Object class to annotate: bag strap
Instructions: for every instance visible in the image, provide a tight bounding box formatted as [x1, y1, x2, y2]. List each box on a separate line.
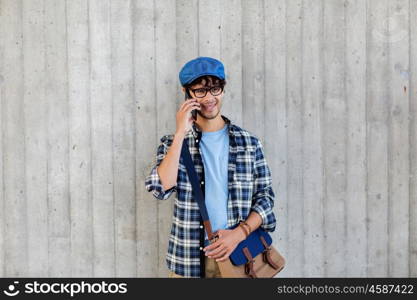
[180, 139, 217, 241]
[243, 247, 257, 278]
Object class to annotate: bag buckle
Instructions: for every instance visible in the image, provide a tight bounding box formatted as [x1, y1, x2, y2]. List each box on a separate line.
[262, 247, 279, 270]
[209, 233, 219, 244]
[244, 260, 257, 278]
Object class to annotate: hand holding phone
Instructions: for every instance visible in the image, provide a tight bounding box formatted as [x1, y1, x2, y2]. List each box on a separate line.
[175, 90, 200, 136]
[185, 89, 197, 121]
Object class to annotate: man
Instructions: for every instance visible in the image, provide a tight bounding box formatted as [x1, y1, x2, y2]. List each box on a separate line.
[145, 57, 276, 278]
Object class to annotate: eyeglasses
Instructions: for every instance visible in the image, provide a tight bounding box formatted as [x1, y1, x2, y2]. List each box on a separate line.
[189, 86, 224, 98]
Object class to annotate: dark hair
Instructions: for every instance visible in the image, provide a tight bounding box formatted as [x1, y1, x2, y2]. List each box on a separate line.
[184, 75, 226, 90]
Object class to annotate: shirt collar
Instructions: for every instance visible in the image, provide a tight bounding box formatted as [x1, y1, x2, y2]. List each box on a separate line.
[188, 115, 236, 139]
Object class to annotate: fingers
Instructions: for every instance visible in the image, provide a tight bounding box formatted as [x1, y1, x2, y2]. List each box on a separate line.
[181, 99, 199, 112]
[203, 230, 225, 252]
[206, 244, 226, 257]
[185, 101, 201, 112]
[185, 104, 201, 114]
[216, 251, 232, 262]
[204, 229, 240, 261]
[203, 239, 221, 252]
[179, 98, 194, 109]
[208, 247, 228, 260]
[184, 105, 201, 116]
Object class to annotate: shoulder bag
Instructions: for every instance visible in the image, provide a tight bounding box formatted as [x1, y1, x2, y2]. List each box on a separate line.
[180, 139, 285, 278]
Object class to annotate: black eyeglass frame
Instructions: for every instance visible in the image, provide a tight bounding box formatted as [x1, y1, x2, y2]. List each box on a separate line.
[188, 86, 224, 98]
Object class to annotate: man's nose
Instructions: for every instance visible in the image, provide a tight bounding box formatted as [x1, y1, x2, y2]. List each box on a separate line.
[201, 91, 214, 102]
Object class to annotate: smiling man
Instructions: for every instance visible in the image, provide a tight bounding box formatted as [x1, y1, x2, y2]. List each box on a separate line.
[145, 57, 276, 278]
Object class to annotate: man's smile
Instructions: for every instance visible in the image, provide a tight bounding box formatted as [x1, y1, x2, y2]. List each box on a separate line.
[202, 102, 217, 112]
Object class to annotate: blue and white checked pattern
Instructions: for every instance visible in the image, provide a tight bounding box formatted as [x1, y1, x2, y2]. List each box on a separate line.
[145, 115, 276, 277]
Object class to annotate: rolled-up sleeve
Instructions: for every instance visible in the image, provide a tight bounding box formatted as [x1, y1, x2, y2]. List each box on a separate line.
[250, 139, 277, 232]
[145, 135, 177, 200]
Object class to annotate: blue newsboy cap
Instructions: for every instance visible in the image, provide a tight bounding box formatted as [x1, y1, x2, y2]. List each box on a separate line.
[179, 57, 225, 86]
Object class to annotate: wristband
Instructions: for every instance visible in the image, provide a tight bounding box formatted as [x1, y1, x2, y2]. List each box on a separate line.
[238, 222, 250, 238]
[242, 221, 252, 235]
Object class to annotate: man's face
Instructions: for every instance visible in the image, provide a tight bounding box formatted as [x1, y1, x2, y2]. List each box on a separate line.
[186, 78, 224, 120]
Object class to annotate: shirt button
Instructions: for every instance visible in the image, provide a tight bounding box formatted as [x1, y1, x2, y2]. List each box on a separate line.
[199, 247, 203, 250]
[199, 225, 203, 229]
[196, 139, 199, 143]
[201, 181, 204, 185]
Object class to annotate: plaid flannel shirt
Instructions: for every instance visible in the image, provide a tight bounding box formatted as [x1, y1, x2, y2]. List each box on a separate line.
[145, 115, 276, 277]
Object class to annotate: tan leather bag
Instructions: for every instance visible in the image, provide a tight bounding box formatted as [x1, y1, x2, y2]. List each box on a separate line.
[209, 232, 286, 278]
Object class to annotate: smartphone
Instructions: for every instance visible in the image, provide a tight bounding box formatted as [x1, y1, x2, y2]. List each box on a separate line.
[185, 88, 197, 121]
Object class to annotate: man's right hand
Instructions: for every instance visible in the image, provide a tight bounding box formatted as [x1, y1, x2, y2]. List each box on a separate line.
[157, 98, 200, 192]
[176, 98, 201, 137]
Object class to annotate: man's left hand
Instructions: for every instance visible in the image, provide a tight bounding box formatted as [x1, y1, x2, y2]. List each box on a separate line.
[203, 227, 246, 262]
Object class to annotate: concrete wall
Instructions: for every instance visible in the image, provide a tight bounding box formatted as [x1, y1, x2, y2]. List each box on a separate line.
[0, 0, 416, 277]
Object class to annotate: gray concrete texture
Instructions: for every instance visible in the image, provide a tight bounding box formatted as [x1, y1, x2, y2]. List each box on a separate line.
[0, 0, 416, 277]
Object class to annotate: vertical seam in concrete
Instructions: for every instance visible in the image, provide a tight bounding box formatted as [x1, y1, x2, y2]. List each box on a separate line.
[239, 0, 243, 123]
[109, 0, 116, 277]
[64, 0, 72, 276]
[152, 0, 159, 275]
[408, 0, 412, 277]
[0, 1, 5, 275]
[241, 0, 244, 128]
[262, 0, 265, 145]
[318, 0, 325, 277]
[197, 0, 200, 56]
[320, 0, 327, 277]
[284, 0, 290, 272]
[87, 0, 95, 277]
[42, 0, 51, 277]
[343, 0, 348, 277]
[365, 0, 369, 277]
[130, 0, 138, 278]
[20, 0, 28, 276]
[300, 0, 305, 277]
[216, 1, 224, 61]
[386, 0, 391, 277]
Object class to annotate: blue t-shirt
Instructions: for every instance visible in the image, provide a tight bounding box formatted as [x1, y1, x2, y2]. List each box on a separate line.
[200, 123, 229, 243]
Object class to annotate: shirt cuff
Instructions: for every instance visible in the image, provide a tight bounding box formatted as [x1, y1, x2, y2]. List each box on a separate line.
[145, 165, 176, 200]
[251, 196, 276, 232]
